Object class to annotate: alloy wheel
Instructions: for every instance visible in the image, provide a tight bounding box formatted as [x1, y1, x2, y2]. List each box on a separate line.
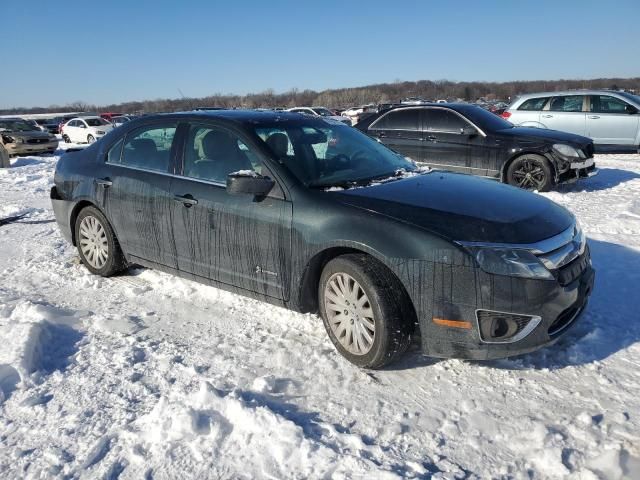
[324, 272, 376, 355]
[79, 215, 109, 269]
[512, 159, 547, 190]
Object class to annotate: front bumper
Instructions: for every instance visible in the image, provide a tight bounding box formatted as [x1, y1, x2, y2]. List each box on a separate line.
[6, 140, 59, 156]
[416, 248, 595, 360]
[558, 157, 598, 184]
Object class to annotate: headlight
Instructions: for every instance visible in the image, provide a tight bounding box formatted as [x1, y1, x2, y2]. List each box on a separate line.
[553, 144, 582, 158]
[467, 246, 554, 280]
[96, 130, 105, 135]
[1, 134, 15, 143]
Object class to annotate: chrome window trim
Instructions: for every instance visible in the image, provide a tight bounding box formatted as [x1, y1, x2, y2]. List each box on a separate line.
[458, 222, 578, 256]
[475, 309, 542, 344]
[104, 161, 228, 187]
[370, 106, 487, 138]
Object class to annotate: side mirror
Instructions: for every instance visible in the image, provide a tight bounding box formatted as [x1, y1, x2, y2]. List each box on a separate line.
[626, 105, 638, 115]
[460, 125, 477, 136]
[227, 172, 275, 197]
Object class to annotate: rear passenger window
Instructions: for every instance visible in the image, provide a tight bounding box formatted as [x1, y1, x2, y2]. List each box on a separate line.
[371, 109, 420, 130]
[424, 109, 467, 133]
[549, 96, 584, 112]
[518, 97, 550, 111]
[116, 124, 176, 172]
[590, 95, 629, 113]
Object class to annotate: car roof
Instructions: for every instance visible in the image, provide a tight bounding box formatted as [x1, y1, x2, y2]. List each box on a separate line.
[514, 89, 633, 100]
[139, 109, 324, 123]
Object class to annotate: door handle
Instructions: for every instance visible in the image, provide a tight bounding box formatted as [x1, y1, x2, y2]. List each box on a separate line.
[425, 135, 437, 142]
[95, 178, 112, 188]
[541, 114, 553, 118]
[173, 194, 198, 207]
[588, 115, 600, 119]
[376, 132, 386, 138]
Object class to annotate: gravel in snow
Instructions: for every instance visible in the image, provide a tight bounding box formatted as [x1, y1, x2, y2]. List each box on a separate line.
[0, 147, 639, 479]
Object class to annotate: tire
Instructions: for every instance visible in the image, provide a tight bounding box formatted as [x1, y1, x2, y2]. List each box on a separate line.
[318, 254, 412, 369]
[74, 206, 127, 276]
[62, 135, 71, 143]
[506, 154, 554, 192]
[87, 135, 96, 144]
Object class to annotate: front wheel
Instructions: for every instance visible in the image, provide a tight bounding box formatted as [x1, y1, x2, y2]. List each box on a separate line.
[506, 154, 554, 191]
[62, 135, 71, 143]
[75, 206, 126, 276]
[87, 135, 96, 144]
[318, 254, 412, 369]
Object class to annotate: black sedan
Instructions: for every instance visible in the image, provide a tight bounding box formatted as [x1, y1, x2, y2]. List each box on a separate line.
[51, 110, 594, 368]
[355, 104, 597, 191]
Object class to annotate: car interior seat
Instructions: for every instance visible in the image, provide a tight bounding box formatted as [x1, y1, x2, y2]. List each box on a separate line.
[193, 130, 253, 182]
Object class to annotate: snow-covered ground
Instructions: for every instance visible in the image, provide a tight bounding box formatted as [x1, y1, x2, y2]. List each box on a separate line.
[1, 146, 639, 479]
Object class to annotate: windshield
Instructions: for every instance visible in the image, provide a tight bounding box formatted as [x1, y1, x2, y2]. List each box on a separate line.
[459, 105, 514, 131]
[617, 91, 640, 105]
[312, 108, 334, 117]
[255, 120, 417, 188]
[0, 120, 38, 132]
[85, 118, 110, 126]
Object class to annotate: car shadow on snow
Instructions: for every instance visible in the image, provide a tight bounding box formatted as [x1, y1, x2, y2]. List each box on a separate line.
[555, 167, 640, 193]
[481, 239, 640, 371]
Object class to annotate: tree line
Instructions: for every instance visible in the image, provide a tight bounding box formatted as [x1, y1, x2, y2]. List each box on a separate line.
[2, 77, 639, 116]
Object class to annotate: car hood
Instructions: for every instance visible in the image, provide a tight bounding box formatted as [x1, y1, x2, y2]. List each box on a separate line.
[3, 130, 54, 139]
[331, 172, 573, 244]
[497, 126, 591, 147]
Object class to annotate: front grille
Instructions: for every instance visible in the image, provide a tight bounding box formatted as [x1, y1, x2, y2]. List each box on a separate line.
[27, 138, 49, 144]
[554, 246, 590, 286]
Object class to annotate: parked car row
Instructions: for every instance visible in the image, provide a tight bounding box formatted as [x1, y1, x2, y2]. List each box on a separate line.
[0, 118, 59, 156]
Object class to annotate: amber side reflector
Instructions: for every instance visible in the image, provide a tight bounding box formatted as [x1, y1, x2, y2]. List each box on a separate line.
[432, 318, 472, 329]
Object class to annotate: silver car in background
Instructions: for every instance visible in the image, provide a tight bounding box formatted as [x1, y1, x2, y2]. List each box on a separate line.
[503, 90, 640, 151]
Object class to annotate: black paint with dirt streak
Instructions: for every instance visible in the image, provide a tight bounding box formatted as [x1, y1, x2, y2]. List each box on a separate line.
[51, 111, 594, 361]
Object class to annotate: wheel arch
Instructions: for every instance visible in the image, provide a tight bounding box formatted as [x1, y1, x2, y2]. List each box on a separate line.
[296, 246, 419, 335]
[69, 200, 110, 246]
[500, 150, 557, 183]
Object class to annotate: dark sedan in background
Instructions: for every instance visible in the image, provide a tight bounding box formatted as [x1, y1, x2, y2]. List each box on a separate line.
[355, 104, 597, 191]
[51, 111, 594, 368]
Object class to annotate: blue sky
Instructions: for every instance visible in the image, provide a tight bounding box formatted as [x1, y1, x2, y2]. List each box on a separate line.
[1, 0, 638, 108]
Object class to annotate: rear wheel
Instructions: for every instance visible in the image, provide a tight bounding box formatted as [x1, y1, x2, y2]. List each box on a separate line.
[506, 154, 554, 191]
[87, 135, 96, 144]
[318, 254, 412, 369]
[75, 206, 126, 276]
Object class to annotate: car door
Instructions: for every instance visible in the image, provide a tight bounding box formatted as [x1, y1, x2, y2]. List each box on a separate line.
[74, 119, 90, 143]
[420, 107, 488, 175]
[367, 108, 423, 162]
[540, 95, 587, 135]
[99, 122, 179, 268]
[65, 120, 80, 142]
[586, 95, 639, 145]
[509, 96, 550, 127]
[169, 122, 292, 301]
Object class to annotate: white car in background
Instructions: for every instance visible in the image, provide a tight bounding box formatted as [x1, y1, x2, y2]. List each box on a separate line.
[503, 90, 640, 151]
[287, 107, 352, 125]
[61, 117, 113, 144]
